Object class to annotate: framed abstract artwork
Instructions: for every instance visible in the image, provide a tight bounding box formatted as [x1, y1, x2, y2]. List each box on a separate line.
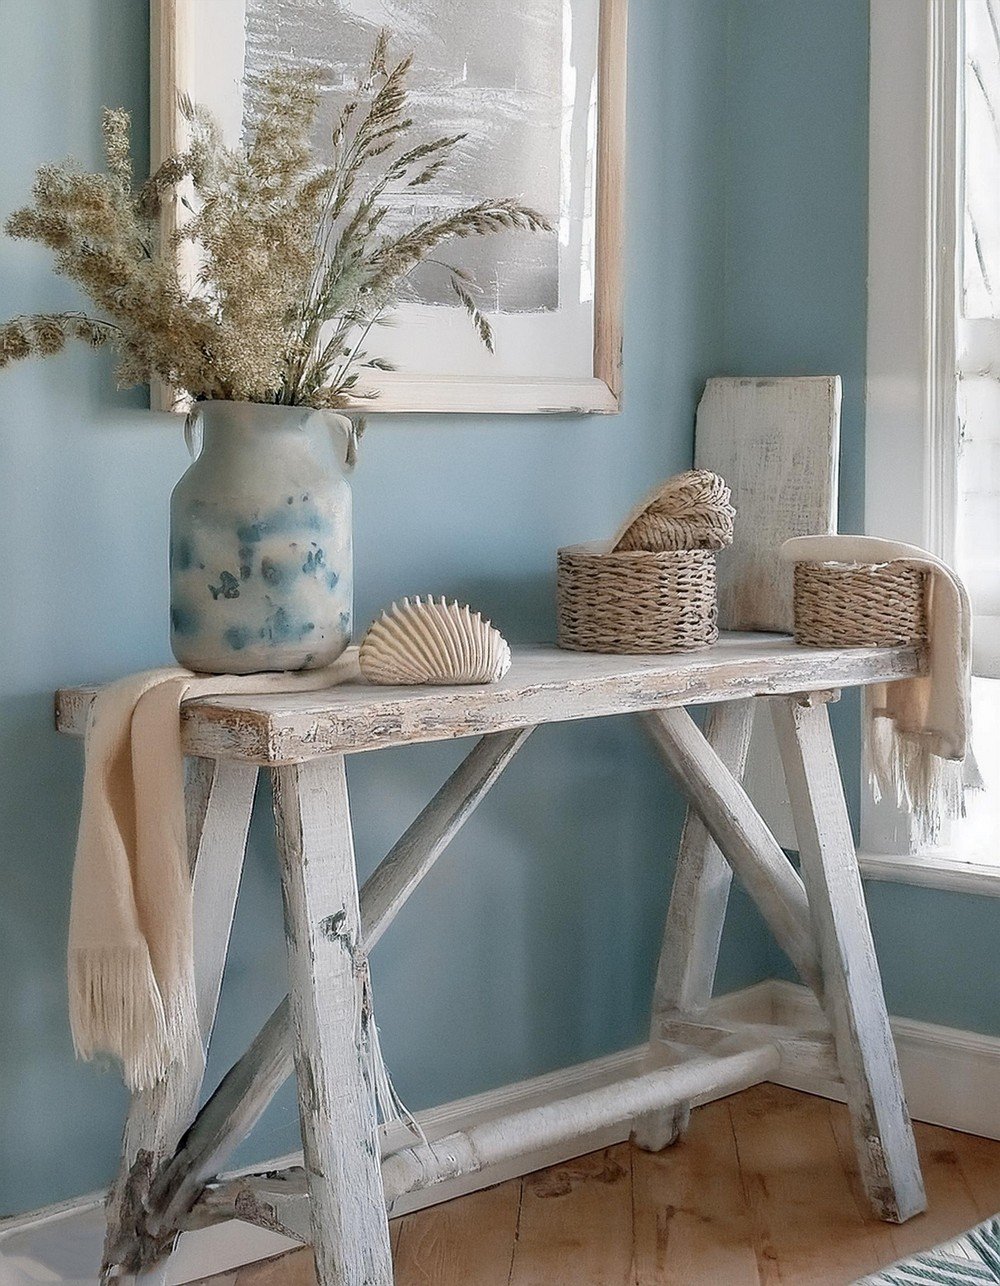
[151, 0, 627, 415]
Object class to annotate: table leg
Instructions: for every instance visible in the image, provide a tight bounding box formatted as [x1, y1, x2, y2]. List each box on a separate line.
[102, 758, 258, 1280]
[145, 732, 531, 1245]
[771, 695, 925, 1223]
[633, 700, 755, 1151]
[640, 707, 822, 994]
[272, 758, 393, 1286]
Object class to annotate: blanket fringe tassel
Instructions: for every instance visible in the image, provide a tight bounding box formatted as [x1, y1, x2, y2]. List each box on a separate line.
[68, 945, 202, 1097]
[866, 701, 972, 848]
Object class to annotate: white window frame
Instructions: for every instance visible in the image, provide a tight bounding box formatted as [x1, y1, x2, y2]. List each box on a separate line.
[861, 0, 1000, 895]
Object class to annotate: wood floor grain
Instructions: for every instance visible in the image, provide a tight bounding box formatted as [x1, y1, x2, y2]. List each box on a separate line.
[632, 1098, 758, 1285]
[190, 1085, 1000, 1286]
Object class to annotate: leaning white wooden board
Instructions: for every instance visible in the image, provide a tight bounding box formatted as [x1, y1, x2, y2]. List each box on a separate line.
[695, 375, 841, 632]
[55, 634, 922, 763]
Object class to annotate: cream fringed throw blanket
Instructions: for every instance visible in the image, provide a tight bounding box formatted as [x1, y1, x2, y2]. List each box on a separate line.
[780, 535, 976, 844]
[69, 652, 359, 1093]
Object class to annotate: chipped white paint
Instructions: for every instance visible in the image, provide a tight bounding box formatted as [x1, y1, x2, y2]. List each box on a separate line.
[771, 694, 926, 1222]
[646, 702, 758, 1022]
[190, 1043, 779, 1235]
[639, 706, 823, 995]
[101, 758, 257, 1280]
[657, 1016, 841, 1084]
[147, 728, 533, 1240]
[187, 1168, 312, 1244]
[55, 636, 923, 763]
[188, 762, 259, 1039]
[20, 977, 1000, 1284]
[695, 376, 841, 632]
[631, 699, 756, 1151]
[272, 758, 393, 1286]
[637, 693, 924, 1227]
[150, 1000, 293, 1237]
[379, 1045, 779, 1205]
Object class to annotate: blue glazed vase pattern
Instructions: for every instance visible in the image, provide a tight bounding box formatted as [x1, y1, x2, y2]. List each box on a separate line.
[170, 400, 354, 674]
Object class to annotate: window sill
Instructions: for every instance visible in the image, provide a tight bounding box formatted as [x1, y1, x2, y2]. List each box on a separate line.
[859, 850, 1000, 898]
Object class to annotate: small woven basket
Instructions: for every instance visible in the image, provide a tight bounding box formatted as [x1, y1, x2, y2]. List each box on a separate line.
[793, 561, 928, 648]
[557, 543, 718, 653]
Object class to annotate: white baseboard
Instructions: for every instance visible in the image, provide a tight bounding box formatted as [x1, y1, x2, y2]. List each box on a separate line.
[759, 978, 1000, 1140]
[5, 977, 1000, 1282]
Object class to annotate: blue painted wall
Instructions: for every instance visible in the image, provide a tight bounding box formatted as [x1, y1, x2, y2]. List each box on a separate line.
[723, 0, 869, 540]
[722, 0, 1000, 1045]
[722, 0, 872, 831]
[0, 0, 784, 1215]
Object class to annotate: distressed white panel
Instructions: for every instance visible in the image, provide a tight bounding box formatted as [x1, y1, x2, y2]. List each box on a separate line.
[695, 375, 841, 633]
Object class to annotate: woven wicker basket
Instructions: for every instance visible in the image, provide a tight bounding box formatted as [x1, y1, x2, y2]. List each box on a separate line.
[793, 561, 928, 648]
[557, 543, 718, 654]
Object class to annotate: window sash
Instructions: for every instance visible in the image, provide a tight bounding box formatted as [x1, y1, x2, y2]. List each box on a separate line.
[864, 0, 960, 854]
[957, 1, 1000, 675]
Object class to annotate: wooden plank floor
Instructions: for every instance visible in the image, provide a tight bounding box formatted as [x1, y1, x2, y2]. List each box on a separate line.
[192, 1085, 1000, 1286]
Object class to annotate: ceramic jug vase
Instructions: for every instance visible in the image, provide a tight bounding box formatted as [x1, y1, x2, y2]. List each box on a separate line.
[169, 400, 354, 674]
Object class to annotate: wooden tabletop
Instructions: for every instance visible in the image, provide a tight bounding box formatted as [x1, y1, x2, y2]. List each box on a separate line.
[55, 633, 923, 764]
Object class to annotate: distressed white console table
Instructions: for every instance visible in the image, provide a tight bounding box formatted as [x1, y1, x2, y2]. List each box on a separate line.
[57, 633, 927, 1285]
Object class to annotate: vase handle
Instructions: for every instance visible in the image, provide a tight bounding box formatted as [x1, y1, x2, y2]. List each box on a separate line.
[305, 410, 358, 475]
[183, 404, 202, 460]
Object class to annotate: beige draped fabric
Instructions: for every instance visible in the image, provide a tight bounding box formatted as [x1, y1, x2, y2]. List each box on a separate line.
[68, 652, 359, 1092]
[780, 535, 975, 845]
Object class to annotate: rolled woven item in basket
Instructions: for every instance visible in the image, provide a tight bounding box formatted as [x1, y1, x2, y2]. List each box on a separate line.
[611, 470, 735, 553]
[781, 535, 977, 844]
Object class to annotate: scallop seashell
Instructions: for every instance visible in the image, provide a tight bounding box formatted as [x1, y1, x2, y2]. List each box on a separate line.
[359, 596, 512, 686]
[611, 470, 736, 553]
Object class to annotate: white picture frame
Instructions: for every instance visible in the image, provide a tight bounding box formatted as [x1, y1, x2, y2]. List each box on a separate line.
[150, 0, 627, 415]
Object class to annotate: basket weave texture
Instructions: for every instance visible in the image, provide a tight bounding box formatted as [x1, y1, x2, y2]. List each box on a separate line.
[612, 470, 735, 553]
[557, 545, 718, 653]
[793, 561, 927, 648]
